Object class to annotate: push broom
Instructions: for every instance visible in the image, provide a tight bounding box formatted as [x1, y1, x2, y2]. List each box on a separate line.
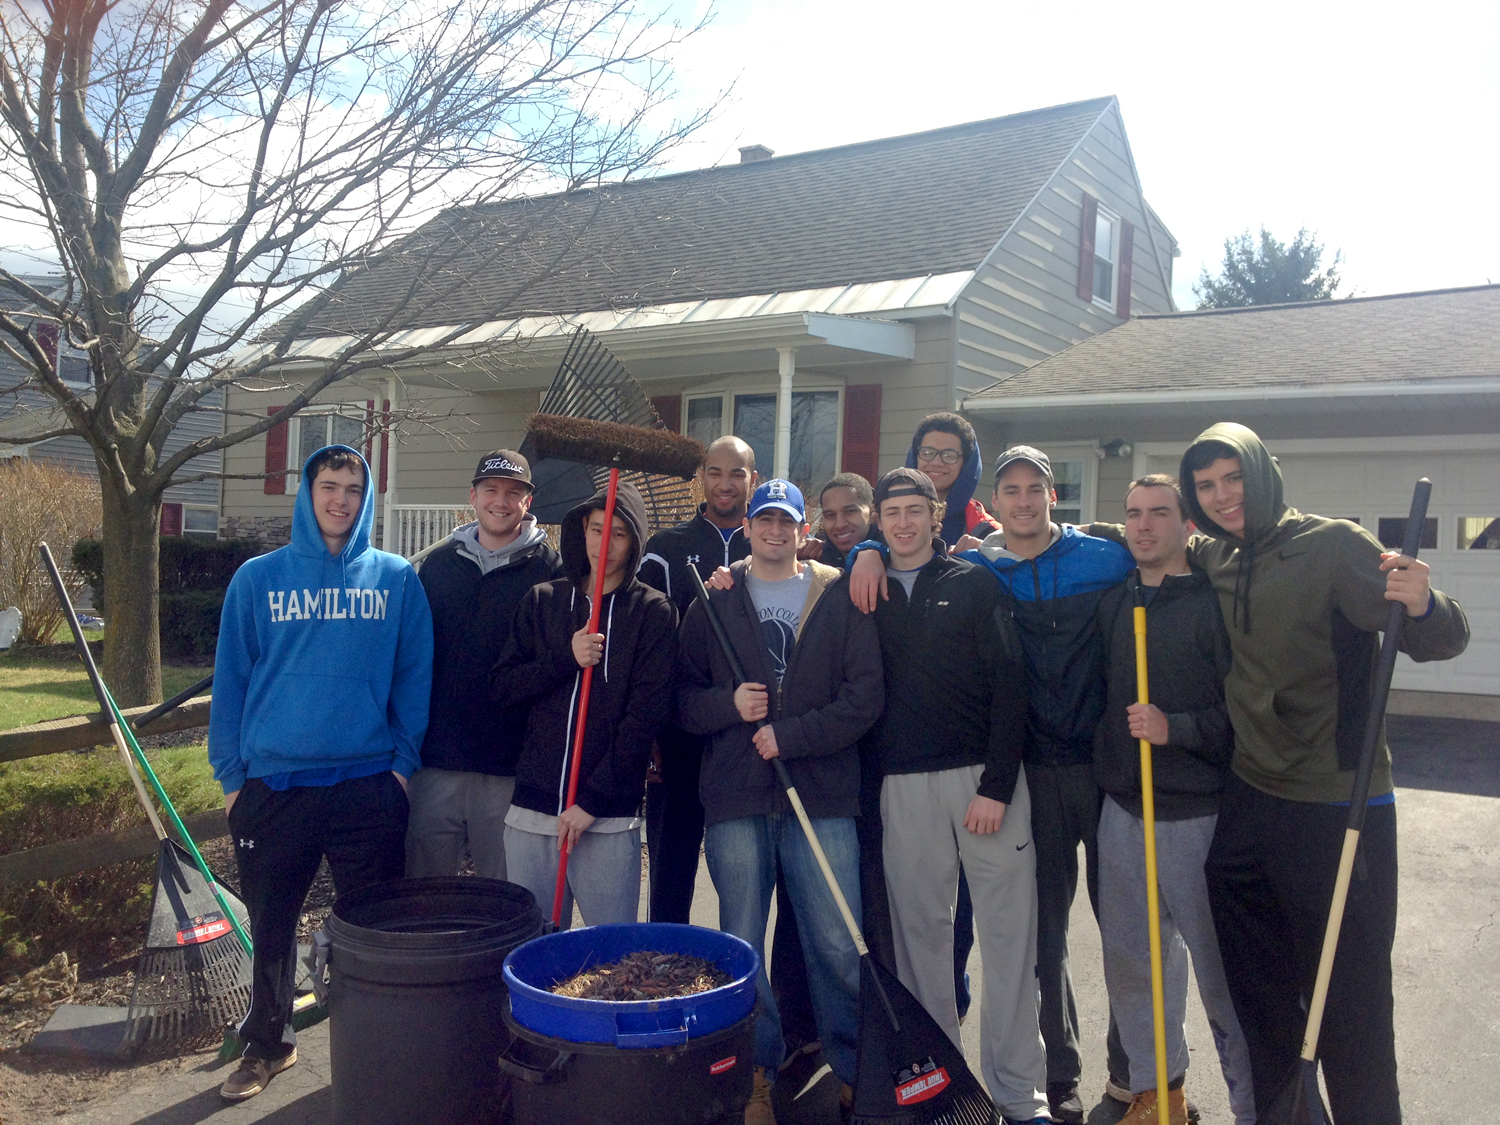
[1263, 479, 1433, 1125]
[39, 543, 253, 1050]
[523, 412, 702, 928]
[686, 564, 998, 1125]
[1132, 577, 1171, 1120]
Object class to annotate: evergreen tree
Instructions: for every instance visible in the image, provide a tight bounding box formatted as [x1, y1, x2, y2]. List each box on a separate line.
[1195, 227, 1343, 308]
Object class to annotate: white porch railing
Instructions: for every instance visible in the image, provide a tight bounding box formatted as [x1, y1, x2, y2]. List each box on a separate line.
[386, 504, 473, 558]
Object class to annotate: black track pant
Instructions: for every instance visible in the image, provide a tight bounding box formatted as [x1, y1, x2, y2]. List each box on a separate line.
[230, 772, 408, 1060]
[1206, 773, 1400, 1123]
[646, 728, 706, 924]
[1030, 761, 1129, 1087]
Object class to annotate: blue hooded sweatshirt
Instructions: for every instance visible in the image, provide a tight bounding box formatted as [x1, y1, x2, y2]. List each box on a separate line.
[209, 445, 434, 795]
[904, 430, 998, 548]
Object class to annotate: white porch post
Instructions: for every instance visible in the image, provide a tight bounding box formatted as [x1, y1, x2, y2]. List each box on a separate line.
[382, 375, 398, 550]
[774, 347, 795, 481]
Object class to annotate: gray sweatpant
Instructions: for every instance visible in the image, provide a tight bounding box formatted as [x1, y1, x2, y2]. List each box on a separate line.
[1098, 796, 1256, 1123]
[404, 768, 514, 880]
[881, 764, 1047, 1121]
[503, 824, 641, 928]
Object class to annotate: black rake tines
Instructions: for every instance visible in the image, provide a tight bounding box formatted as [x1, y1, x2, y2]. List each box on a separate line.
[521, 327, 701, 531]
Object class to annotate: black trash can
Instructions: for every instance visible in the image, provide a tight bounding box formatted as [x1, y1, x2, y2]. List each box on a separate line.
[323, 877, 542, 1125]
[499, 1006, 755, 1125]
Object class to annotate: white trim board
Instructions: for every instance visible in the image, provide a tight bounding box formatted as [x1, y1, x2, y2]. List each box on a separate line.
[967, 379, 1500, 412]
[1130, 434, 1500, 481]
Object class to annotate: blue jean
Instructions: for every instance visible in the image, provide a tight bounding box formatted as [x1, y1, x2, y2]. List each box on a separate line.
[704, 813, 862, 1084]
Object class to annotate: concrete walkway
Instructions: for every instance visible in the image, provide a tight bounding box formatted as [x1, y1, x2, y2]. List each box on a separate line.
[49, 716, 1500, 1124]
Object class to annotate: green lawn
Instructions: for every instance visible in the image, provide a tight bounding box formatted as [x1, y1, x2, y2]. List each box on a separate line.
[0, 641, 205, 731]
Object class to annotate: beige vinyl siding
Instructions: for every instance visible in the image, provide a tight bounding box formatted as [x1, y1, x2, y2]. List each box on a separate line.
[954, 104, 1173, 394]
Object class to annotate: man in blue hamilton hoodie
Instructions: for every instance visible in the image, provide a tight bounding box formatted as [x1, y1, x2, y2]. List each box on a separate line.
[210, 444, 433, 1102]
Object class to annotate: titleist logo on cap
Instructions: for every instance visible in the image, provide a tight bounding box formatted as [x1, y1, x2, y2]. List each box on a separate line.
[482, 457, 522, 474]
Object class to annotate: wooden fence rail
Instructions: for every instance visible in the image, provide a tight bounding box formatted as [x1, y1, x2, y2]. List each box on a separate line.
[0, 808, 229, 887]
[0, 698, 212, 764]
[0, 697, 219, 885]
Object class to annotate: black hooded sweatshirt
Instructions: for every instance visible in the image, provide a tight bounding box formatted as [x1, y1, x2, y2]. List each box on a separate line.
[417, 522, 562, 776]
[1094, 566, 1233, 820]
[490, 484, 677, 819]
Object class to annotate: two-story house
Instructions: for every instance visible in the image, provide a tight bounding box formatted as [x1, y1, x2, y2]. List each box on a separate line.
[219, 95, 1178, 547]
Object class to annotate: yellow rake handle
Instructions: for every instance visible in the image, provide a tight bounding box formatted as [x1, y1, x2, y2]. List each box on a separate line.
[1134, 602, 1171, 1114]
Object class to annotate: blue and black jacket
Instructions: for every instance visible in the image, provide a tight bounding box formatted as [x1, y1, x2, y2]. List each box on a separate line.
[963, 524, 1132, 767]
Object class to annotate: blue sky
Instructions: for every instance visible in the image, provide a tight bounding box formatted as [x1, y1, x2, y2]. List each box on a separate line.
[657, 0, 1500, 307]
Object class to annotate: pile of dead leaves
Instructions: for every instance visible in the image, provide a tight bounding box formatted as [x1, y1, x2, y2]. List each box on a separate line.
[0, 951, 77, 1008]
[551, 951, 729, 1002]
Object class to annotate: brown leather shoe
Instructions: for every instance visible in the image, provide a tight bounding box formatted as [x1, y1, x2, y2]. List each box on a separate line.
[744, 1065, 777, 1125]
[220, 1047, 297, 1100]
[1119, 1086, 1188, 1125]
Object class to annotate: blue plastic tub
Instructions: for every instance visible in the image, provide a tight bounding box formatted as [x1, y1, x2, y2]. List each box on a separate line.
[503, 923, 759, 1049]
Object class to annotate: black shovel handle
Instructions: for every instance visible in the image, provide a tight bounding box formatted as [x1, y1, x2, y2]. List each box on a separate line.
[134, 673, 214, 730]
[1347, 478, 1431, 831]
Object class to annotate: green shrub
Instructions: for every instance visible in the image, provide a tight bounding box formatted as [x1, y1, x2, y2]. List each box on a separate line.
[71, 536, 261, 610]
[0, 743, 220, 976]
[160, 590, 227, 660]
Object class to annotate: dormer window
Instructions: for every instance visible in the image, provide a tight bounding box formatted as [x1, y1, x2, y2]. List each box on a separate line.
[1092, 209, 1116, 306]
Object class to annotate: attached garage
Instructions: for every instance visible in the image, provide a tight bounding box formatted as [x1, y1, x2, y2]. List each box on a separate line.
[965, 284, 1500, 712]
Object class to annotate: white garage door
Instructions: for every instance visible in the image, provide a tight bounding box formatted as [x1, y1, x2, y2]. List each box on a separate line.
[1145, 444, 1498, 697]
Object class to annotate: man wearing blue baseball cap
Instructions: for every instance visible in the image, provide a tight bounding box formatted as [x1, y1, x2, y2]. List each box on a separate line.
[679, 478, 883, 1122]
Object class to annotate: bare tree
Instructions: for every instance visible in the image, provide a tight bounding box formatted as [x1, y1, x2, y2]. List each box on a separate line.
[0, 0, 715, 703]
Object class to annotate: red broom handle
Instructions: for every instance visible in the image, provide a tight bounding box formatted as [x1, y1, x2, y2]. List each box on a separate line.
[551, 466, 621, 926]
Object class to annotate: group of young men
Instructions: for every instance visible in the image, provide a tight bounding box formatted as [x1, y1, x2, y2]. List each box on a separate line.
[209, 412, 1468, 1125]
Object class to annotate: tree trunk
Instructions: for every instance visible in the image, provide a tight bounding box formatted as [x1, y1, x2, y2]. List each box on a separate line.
[98, 471, 163, 706]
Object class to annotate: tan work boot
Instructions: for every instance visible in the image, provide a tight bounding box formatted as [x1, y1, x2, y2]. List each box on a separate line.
[744, 1065, 776, 1125]
[220, 1047, 298, 1100]
[1119, 1086, 1188, 1125]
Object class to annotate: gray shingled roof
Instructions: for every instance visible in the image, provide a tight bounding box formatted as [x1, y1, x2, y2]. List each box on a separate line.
[305, 97, 1114, 336]
[967, 285, 1500, 401]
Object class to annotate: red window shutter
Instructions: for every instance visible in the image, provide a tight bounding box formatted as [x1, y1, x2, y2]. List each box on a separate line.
[840, 384, 882, 483]
[263, 406, 287, 495]
[1116, 219, 1135, 319]
[650, 393, 682, 433]
[1077, 192, 1098, 302]
[379, 399, 390, 494]
[160, 502, 183, 537]
[36, 323, 59, 370]
[364, 400, 375, 465]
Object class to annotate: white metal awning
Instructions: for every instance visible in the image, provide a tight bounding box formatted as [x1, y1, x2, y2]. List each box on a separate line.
[231, 271, 971, 387]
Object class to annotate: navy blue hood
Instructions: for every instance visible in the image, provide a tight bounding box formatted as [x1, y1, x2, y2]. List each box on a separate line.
[906, 430, 984, 548]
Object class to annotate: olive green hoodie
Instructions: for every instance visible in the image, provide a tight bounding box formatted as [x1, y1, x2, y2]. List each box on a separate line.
[1180, 422, 1469, 803]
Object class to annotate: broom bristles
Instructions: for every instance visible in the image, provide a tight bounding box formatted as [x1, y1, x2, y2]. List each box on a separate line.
[526, 413, 704, 480]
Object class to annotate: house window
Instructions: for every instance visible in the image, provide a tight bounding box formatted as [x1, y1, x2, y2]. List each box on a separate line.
[183, 507, 219, 538]
[1092, 210, 1116, 306]
[289, 410, 365, 491]
[682, 387, 841, 497]
[1377, 517, 1438, 551]
[1051, 460, 1085, 525]
[1458, 517, 1500, 550]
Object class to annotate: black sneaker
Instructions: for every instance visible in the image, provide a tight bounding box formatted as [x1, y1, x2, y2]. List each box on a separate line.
[1046, 1081, 1084, 1125]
